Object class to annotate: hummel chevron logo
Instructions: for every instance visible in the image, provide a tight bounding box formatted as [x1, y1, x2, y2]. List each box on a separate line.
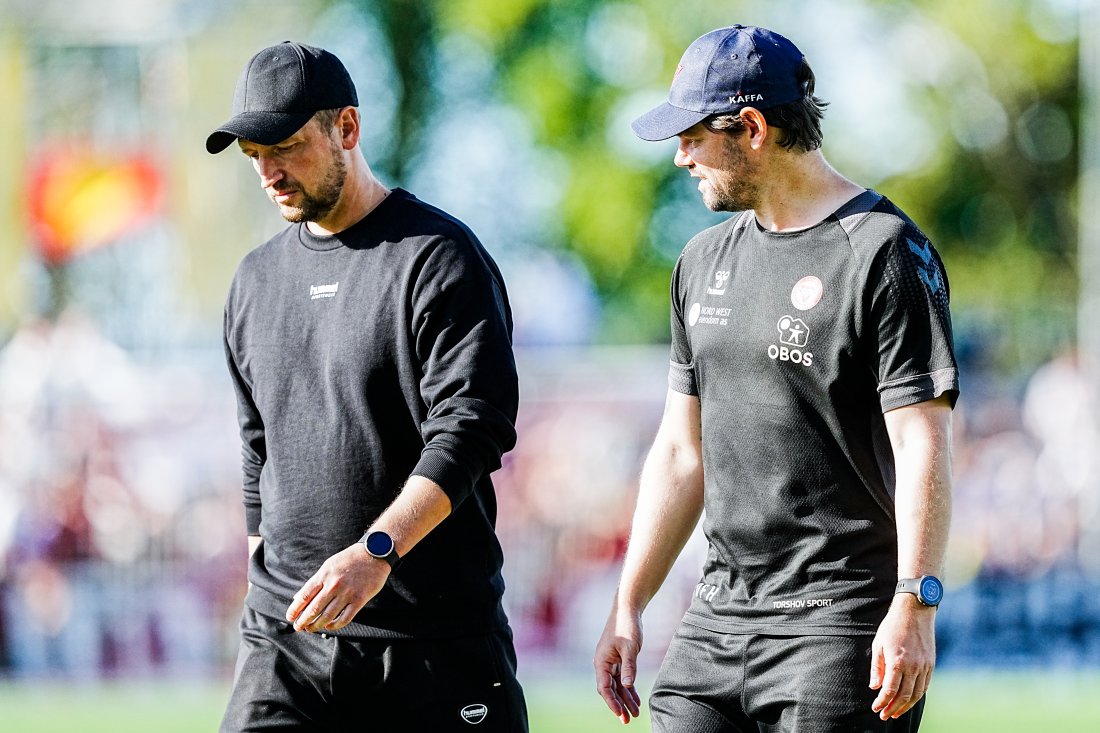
[906, 238, 943, 295]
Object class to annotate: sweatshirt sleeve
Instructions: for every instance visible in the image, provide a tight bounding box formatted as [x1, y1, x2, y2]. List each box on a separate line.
[408, 234, 519, 508]
[223, 306, 266, 535]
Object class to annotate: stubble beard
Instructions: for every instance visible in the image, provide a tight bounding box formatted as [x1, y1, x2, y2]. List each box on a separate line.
[277, 141, 348, 223]
[701, 137, 759, 213]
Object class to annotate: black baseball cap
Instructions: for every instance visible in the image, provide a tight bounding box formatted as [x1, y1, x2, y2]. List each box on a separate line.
[206, 41, 358, 154]
[632, 25, 806, 141]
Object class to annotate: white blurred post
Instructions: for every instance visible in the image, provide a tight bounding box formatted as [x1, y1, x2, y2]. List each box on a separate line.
[1081, 0, 1100, 574]
[1082, 0, 1100, 369]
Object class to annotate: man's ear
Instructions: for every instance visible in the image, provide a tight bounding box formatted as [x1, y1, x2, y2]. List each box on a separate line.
[739, 107, 770, 150]
[336, 106, 361, 150]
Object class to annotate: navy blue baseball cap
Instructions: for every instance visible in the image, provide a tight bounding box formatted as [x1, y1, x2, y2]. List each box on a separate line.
[206, 41, 358, 154]
[632, 25, 806, 141]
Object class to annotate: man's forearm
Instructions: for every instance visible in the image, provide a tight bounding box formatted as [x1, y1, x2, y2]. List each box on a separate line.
[885, 395, 953, 578]
[871, 395, 953, 720]
[615, 391, 705, 613]
[370, 474, 453, 559]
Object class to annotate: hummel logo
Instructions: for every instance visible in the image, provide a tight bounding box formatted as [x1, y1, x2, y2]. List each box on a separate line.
[707, 270, 730, 296]
[309, 282, 339, 300]
[460, 704, 488, 725]
[906, 238, 943, 295]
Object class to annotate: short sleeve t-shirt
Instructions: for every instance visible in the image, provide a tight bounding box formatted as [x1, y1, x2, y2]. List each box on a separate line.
[669, 190, 958, 635]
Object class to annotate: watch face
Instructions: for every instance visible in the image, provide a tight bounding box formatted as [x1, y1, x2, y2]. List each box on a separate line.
[919, 576, 943, 605]
[365, 531, 394, 557]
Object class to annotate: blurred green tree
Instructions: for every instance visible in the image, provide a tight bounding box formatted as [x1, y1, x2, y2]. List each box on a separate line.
[352, 0, 1079, 366]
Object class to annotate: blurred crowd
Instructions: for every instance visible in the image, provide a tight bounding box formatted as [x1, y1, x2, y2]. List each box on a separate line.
[0, 316, 1098, 678]
[937, 349, 1100, 666]
[0, 312, 245, 677]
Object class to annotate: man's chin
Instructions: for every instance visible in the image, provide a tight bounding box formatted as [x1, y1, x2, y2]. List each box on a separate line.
[278, 204, 308, 223]
[702, 195, 733, 213]
[701, 188, 746, 213]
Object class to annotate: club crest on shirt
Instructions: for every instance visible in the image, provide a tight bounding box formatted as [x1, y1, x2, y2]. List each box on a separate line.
[790, 275, 823, 311]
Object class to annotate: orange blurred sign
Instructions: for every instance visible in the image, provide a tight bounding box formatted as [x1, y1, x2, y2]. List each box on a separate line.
[28, 150, 164, 265]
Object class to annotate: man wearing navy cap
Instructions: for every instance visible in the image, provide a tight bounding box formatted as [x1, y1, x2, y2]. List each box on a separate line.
[595, 25, 957, 731]
[210, 42, 528, 732]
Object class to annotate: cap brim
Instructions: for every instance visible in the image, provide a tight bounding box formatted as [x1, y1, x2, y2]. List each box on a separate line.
[205, 110, 315, 154]
[631, 102, 711, 142]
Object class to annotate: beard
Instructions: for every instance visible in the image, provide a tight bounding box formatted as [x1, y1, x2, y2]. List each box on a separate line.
[276, 142, 348, 223]
[700, 137, 759, 213]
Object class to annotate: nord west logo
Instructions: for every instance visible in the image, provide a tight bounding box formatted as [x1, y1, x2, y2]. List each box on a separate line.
[460, 704, 488, 725]
[309, 282, 339, 300]
[906, 237, 944, 295]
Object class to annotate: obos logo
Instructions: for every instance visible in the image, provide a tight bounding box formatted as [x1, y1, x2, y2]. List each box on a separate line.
[460, 704, 488, 725]
[768, 316, 814, 366]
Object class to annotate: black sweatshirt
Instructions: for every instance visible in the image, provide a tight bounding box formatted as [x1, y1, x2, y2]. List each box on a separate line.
[223, 188, 519, 638]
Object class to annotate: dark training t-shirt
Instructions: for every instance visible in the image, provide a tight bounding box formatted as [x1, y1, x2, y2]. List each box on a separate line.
[223, 188, 519, 639]
[669, 190, 959, 636]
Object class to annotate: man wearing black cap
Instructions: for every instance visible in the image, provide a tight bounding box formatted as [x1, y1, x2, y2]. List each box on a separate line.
[210, 42, 527, 732]
[594, 25, 957, 731]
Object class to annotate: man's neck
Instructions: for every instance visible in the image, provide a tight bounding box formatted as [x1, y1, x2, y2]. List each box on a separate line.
[751, 150, 864, 233]
[306, 159, 389, 236]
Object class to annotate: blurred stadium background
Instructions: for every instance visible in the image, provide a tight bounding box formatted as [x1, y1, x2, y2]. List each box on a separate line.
[1, 0, 1099, 730]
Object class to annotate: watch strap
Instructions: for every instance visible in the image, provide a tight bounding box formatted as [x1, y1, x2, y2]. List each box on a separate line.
[895, 575, 942, 606]
[895, 578, 921, 596]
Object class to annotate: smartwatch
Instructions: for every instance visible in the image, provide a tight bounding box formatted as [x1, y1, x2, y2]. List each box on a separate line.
[895, 575, 943, 606]
[361, 530, 401, 570]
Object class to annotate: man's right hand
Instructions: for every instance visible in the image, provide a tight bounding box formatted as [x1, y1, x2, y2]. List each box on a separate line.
[594, 606, 644, 724]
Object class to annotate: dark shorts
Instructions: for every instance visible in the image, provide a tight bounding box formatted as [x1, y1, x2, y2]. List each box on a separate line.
[220, 606, 528, 733]
[650, 622, 924, 733]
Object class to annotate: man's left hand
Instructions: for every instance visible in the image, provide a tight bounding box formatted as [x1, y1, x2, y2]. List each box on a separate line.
[286, 543, 389, 633]
[869, 593, 936, 720]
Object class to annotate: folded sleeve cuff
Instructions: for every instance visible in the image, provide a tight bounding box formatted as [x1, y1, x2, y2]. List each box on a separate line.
[412, 448, 478, 507]
[244, 497, 262, 536]
[668, 360, 698, 396]
[879, 368, 960, 412]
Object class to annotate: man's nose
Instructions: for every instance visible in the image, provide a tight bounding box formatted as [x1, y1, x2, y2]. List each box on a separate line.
[254, 156, 284, 187]
[674, 144, 693, 168]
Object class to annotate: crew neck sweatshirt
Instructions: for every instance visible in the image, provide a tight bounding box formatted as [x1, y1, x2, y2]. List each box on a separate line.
[223, 188, 519, 638]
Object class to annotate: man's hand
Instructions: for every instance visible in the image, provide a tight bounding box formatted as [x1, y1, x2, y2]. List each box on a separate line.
[285, 543, 388, 633]
[869, 593, 937, 719]
[594, 606, 644, 724]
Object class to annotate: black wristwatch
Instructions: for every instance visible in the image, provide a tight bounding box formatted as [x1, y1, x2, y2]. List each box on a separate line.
[361, 530, 401, 570]
[895, 575, 943, 606]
